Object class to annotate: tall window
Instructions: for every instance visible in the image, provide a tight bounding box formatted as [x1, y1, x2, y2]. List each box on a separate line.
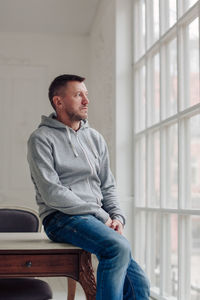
[133, 1, 200, 299]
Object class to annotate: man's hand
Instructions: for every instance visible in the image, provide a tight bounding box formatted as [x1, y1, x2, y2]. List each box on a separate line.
[111, 219, 123, 234]
[105, 217, 113, 227]
[105, 217, 123, 235]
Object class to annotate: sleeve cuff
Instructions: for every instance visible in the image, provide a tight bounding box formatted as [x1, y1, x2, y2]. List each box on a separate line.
[112, 215, 125, 226]
[94, 208, 110, 223]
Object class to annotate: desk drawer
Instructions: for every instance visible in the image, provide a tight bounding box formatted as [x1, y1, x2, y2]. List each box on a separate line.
[0, 254, 78, 276]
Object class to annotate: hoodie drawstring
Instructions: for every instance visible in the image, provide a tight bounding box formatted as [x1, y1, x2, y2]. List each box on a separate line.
[66, 126, 99, 159]
[84, 133, 99, 159]
[66, 127, 79, 157]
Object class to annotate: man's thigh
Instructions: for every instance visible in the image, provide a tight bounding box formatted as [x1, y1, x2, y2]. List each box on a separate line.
[44, 212, 129, 258]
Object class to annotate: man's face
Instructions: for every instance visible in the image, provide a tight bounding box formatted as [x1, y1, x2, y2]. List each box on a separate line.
[60, 81, 89, 121]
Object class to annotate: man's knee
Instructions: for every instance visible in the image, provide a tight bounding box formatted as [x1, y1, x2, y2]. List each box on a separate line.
[102, 235, 131, 264]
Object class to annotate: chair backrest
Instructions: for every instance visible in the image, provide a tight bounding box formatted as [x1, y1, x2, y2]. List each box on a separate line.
[0, 207, 41, 232]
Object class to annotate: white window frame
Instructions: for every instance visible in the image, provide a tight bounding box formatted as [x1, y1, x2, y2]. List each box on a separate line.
[133, 1, 200, 299]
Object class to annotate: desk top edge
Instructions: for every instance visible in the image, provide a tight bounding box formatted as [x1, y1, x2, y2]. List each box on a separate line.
[0, 232, 81, 250]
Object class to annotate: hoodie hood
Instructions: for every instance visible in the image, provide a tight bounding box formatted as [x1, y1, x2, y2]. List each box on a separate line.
[38, 112, 92, 158]
[39, 112, 89, 130]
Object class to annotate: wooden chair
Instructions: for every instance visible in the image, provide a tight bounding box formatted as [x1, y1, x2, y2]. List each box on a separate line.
[0, 206, 82, 300]
[0, 206, 53, 300]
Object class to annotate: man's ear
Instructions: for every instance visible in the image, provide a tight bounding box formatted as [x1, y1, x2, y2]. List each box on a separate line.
[52, 95, 62, 110]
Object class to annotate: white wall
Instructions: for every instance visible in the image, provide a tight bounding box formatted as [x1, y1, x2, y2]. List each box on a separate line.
[115, 0, 133, 245]
[89, 0, 133, 245]
[0, 31, 89, 88]
[88, 0, 116, 173]
[0, 32, 89, 209]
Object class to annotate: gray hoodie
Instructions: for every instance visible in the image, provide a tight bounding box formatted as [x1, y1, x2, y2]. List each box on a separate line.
[27, 112, 125, 225]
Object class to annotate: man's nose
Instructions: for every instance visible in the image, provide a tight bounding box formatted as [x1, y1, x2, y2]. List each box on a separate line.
[82, 94, 89, 104]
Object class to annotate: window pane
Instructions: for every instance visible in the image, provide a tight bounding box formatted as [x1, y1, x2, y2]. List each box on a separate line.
[135, 136, 146, 206]
[189, 18, 200, 108]
[147, 0, 160, 48]
[154, 54, 160, 125]
[147, 53, 160, 126]
[135, 65, 146, 132]
[134, 0, 146, 60]
[165, 38, 178, 118]
[153, 0, 160, 41]
[188, 0, 198, 8]
[184, 0, 198, 13]
[163, 214, 178, 298]
[135, 211, 146, 270]
[182, 18, 200, 110]
[191, 215, 200, 299]
[149, 213, 161, 294]
[171, 214, 178, 298]
[179, 0, 198, 16]
[161, 0, 177, 33]
[169, 38, 177, 117]
[147, 131, 160, 207]
[190, 114, 200, 209]
[169, 0, 177, 28]
[167, 124, 178, 208]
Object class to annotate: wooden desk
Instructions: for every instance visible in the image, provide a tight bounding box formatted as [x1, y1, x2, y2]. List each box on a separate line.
[0, 233, 96, 300]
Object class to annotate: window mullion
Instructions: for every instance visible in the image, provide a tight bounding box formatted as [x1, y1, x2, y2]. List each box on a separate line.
[133, 0, 138, 61]
[145, 212, 152, 281]
[177, 0, 183, 18]
[183, 26, 190, 108]
[178, 25, 184, 111]
[185, 119, 191, 209]
[165, 128, 170, 208]
[147, 133, 153, 207]
[133, 211, 140, 262]
[185, 216, 192, 300]
[178, 215, 191, 300]
[160, 214, 171, 297]
[138, 0, 143, 56]
[199, 1, 200, 82]
[160, 128, 166, 209]
[160, 45, 166, 120]
[147, 57, 153, 127]
[178, 118, 185, 211]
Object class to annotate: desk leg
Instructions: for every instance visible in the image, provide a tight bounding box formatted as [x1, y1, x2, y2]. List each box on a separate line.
[79, 251, 96, 300]
[67, 278, 76, 300]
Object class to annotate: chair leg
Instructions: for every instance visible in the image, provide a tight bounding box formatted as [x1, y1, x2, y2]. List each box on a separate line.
[67, 277, 77, 300]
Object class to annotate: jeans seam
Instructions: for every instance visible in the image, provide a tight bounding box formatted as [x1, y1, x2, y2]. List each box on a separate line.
[126, 273, 136, 300]
[99, 262, 106, 300]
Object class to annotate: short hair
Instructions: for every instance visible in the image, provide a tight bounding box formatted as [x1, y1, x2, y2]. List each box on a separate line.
[48, 74, 85, 110]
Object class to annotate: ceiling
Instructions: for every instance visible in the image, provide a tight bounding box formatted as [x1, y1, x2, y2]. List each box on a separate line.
[0, 0, 100, 35]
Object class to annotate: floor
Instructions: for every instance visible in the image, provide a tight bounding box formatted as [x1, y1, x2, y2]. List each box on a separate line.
[43, 277, 86, 300]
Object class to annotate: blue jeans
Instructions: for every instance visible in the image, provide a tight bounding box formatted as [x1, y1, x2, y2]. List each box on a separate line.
[43, 212, 150, 300]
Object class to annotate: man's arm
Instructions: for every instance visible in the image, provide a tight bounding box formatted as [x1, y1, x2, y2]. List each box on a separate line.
[27, 134, 110, 223]
[98, 134, 126, 227]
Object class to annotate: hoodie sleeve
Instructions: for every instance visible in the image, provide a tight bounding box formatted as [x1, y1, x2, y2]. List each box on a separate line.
[98, 135, 126, 225]
[27, 134, 110, 223]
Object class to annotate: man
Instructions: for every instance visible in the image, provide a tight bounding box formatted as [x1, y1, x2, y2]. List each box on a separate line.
[27, 74, 150, 300]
